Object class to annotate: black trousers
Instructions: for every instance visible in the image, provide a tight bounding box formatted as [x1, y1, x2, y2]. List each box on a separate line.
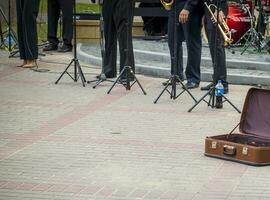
[168, 1, 203, 83]
[102, 0, 135, 78]
[47, 0, 73, 46]
[204, 14, 227, 86]
[16, 0, 40, 60]
[139, 3, 168, 36]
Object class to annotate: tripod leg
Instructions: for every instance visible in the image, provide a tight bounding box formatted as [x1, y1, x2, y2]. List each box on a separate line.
[211, 93, 215, 108]
[154, 77, 173, 104]
[133, 75, 147, 95]
[188, 89, 212, 112]
[177, 79, 197, 103]
[221, 94, 241, 113]
[107, 67, 126, 94]
[93, 79, 103, 89]
[55, 60, 74, 84]
[77, 62, 86, 87]
[77, 61, 86, 83]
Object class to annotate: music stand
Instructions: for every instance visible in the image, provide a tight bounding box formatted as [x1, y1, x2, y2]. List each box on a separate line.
[0, 1, 19, 57]
[188, 0, 241, 113]
[153, 3, 197, 104]
[55, 0, 86, 87]
[87, 2, 115, 88]
[107, 1, 146, 95]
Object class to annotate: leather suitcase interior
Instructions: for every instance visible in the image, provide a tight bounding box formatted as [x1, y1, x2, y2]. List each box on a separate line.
[205, 88, 270, 166]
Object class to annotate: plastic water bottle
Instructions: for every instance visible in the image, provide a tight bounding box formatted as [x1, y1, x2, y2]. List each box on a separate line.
[215, 80, 224, 97]
[215, 80, 224, 109]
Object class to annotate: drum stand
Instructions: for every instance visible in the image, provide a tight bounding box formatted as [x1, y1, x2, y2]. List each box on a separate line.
[236, 1, 264, 54]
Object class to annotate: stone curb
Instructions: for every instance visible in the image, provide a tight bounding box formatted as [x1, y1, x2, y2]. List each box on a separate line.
[77, 43, 270, 85]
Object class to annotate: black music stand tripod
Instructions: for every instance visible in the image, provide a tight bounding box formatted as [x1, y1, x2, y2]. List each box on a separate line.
[107, 14, 146, 95]
[0, 0, 19, 57]
[188, 1, 241, 113]
[188, 86, 241, 113]
[55, 0, 86, 87]
[154, 4, 197, 104]
[87, 2, 114, 88]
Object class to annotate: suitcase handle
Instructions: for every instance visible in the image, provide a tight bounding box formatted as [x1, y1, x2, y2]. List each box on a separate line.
[223, 145, 236, 156]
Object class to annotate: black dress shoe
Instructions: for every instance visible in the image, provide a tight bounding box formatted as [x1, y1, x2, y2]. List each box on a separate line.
[43, 43, 58, 51]
[201, 82, 229, 94]
[184, 81, 199, 89]
[58, 45, 72, 53]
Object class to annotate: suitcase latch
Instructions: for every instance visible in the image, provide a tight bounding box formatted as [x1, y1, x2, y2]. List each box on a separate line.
[242, 147, 248, 155]
[211, 141, 217, 149]
[223, 145, 236, 156]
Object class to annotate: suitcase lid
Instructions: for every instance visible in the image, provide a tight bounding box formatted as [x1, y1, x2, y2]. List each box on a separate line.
[239, 88, 270, 139]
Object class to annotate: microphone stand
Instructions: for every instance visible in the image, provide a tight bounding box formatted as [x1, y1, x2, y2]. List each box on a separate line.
[154, 3, 197, 104]
[55, 0, 86, 87]
[87, 2, 115, 88]
[188, 0, 241, 113]
[107, 0, 146, 95]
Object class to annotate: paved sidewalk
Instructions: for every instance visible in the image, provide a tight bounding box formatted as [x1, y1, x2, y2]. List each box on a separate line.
[1, 50, 270, 200]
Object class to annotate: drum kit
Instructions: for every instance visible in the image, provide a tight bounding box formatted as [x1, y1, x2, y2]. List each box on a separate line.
[226, 0, 270, 53]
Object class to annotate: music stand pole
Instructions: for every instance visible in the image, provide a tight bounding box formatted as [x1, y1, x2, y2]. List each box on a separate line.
[153, 3, 197, 104]
[87, 2, 115, 88]
[55, 0, 86, 86]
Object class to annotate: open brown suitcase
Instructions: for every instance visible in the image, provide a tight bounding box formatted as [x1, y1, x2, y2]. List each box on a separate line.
[205, 88, 270, 166]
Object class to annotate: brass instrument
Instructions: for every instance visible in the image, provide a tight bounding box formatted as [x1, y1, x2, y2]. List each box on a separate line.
[160, 0, 174, 10]
[204, 2, 233, 45]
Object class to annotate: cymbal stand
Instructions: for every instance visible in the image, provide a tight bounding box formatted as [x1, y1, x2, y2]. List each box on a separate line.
[235, 1, 264, 54]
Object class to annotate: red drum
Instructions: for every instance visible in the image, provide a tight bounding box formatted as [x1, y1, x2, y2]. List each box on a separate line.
[227, 2, 252, 42]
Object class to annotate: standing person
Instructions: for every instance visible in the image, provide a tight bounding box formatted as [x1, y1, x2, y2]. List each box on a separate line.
[164, 0, 203, 89]
[92, 0, 135, 80]
[200, 0, 229, 94]
[16, 0, 40, 68]
[43, 0, 73, 52]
